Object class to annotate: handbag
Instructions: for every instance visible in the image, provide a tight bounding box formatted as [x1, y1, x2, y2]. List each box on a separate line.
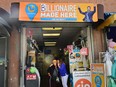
[80, 40, 88, 68]
[80, 40, 88, 56]
[108, 77, 116, 87]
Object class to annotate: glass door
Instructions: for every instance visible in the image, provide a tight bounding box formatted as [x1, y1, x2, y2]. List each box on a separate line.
[0, 37, 7, 87]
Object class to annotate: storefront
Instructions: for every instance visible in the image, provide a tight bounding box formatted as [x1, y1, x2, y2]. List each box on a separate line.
[9, 2, 105, 87]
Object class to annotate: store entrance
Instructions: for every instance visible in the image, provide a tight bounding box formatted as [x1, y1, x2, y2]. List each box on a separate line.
[26, 27, 82, 70]
[20, 22, 93, 87]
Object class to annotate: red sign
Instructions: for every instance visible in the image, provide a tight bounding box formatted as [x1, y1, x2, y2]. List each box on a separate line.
[26, 74, 37, 80]
[80, 47, 88, 55]
[75, 79, 91, 87]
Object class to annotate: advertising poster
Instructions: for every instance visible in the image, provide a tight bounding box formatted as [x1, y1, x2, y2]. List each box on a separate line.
[73, 71, 91, 87]
[91, 63, 106, 87]
[19, 2, 98, 22]
[68, 45, 83, 73]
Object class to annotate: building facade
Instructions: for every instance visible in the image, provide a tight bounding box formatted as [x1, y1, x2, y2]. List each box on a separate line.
[0, 0, 116, 87]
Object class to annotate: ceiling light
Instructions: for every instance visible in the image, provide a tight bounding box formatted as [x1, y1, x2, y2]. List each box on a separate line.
[44, 42, 56, 46]
[42, 27, 62, 31]
[45, 43, 56, 46]
[45, 43, 56, 45]
[45, 45, 55, 46]
[43, 33, 60, 37]
[44, 43, 56, 45]
[44, 42, 56, 44]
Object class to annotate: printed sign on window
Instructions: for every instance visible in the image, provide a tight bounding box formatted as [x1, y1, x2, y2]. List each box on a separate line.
[73, 71, 91, 87]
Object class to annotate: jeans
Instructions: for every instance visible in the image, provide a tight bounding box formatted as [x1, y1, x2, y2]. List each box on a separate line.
[61, 75, 68, 87]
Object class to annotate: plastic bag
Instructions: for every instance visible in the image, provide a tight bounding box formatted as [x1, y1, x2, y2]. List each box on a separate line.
[56, 77, 60, 82]
[108, 77, 116, 87]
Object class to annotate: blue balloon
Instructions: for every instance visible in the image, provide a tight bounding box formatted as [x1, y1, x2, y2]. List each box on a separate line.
[25, 3, 38, 21]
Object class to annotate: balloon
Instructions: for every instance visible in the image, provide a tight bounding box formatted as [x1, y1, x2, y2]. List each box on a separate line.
[30, 67, 36, 73]
[108, 39, 116, 48]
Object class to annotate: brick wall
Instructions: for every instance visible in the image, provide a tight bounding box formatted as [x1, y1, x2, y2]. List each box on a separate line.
[0, 0, 116, 13]
[7, 26, 20, 87]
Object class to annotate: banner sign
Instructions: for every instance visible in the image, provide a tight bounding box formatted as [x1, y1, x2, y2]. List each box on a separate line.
[91, 63, 106, 87]
[19, 2, 98, 22]
[73, 71, 91, 87]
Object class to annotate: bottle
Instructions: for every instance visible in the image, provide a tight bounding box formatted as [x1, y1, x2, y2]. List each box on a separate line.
[104, 51, 112, 76]
[112, 56, 116, 79]
[105, 55, 112, 76]
[83, 56, 88, 68]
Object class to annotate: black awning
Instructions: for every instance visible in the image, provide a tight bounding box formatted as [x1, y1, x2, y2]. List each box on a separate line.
[0, 22, 10, 37]
[0, 7, 12, 37]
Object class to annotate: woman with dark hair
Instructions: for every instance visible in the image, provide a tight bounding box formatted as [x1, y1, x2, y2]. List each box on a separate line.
[58, 59, 68, 87]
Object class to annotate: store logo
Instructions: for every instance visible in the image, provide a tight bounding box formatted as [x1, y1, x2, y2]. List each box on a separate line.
[75, 79, 91, 87]
[41, 4, 47, 11]
[25, 3, 38, 20]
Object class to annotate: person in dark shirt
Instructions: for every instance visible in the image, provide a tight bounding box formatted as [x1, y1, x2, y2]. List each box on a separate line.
[47, 59, 61, 87]
[78, 6, 96, 22]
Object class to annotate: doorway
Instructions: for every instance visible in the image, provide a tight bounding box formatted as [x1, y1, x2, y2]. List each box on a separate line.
[20, 22, 93, 87]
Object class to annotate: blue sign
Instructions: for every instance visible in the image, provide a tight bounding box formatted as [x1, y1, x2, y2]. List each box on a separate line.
[25, 3, 38, 21]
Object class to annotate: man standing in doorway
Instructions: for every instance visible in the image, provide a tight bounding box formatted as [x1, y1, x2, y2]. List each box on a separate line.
[78, 6, 96, 22]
